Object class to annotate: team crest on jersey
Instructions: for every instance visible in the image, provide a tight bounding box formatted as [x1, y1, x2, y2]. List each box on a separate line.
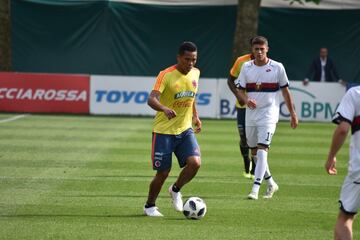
[255, 82, 262, 91]
[266, 69, 271, 72]
[154, 161, 161, 168]
[192, 80, 197, 88]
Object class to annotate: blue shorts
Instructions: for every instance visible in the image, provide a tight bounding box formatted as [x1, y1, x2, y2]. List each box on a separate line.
[151, 128, 200, 171]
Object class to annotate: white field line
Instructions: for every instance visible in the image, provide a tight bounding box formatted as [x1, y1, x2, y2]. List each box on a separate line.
[0, 114, 29, 124]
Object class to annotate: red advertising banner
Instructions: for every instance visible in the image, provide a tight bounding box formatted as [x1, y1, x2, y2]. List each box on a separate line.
[0, 72, 90, 114]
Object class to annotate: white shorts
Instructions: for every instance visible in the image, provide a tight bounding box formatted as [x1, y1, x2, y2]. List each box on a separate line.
[246, 124, 276, 148]
[339, 175, 360, 214]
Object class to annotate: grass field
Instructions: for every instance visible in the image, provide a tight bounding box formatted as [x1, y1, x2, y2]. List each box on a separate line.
[0, 113, 357, 239]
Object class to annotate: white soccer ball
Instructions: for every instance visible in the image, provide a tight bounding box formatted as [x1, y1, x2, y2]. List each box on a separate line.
[183, 197, 207, 220]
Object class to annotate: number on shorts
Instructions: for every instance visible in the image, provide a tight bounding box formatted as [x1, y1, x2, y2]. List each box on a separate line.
[265, 132, 273, 142]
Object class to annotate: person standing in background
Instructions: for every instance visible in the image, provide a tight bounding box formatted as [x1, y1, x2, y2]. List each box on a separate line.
[303, 47, 344, 86]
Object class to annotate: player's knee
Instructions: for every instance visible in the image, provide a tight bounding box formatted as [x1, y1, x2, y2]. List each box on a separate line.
[257, 144, 269, 152]
[156, 170, 170, 179]
[187, 156, 201, 170]
[251, 148, 257, 156]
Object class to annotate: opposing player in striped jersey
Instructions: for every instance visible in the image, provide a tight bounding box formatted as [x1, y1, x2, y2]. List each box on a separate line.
[325, 86, 360, 240]
[235, 36, 298, 200]
[228, 52, 256, 179]
[144, 42, 202, 217]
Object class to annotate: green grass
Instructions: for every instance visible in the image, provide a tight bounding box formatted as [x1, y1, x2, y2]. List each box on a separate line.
[0, 113, 356, 239]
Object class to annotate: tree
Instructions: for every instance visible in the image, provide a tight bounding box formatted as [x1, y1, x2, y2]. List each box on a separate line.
[232, 0, 322, 62]
[0, 0, 11, 71]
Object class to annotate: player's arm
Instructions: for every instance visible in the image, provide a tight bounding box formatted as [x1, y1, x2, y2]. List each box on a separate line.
[234, 65, 256, 108]
[325, 121, 350, 175]
[192, 100, 201, 133]
[147, 90, 176, 120]
[281, 87, 298, 129]
[227, 75, 244, 104]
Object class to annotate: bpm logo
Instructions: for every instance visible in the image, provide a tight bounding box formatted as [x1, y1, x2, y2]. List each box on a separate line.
[280, 87, 339, 120]
[95, 90, 211, 105]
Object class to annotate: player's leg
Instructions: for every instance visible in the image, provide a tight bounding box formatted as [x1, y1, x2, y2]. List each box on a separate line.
[145, 170, 170, 216]
[335, 176, 360, 239]
[171, 128, 201, 211]
[246, 126, 260, 199]
[257, 124, 278, 199]
[144, 132, 174, 216]
[334, 211, 354, 240]
[237, 107, 251, 178]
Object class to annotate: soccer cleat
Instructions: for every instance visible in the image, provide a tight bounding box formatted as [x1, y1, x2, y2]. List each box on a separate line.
[242, 171, 251, 179]
[143, 205, 164, 217]
[168, 185, 183, 211]
[263, 183, 279, 199]
[247, 191, 258, 200]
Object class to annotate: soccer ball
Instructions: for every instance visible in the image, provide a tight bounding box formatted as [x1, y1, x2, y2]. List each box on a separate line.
[183, 197, 207, 220]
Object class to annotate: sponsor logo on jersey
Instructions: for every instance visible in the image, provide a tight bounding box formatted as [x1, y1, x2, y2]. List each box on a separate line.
[174, 91, 196, 99]
[266, 69, 271, 72]
[172, 99, 193, 108]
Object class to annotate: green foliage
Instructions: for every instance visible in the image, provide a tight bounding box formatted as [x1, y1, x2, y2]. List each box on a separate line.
[0, 113, 357, 239]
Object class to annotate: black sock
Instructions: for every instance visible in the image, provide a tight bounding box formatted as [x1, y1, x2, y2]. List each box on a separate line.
[250, 157, 256, 175]
[240, 145, 250, 173]
[145, 203, 155, 208]
[172, 184, 180, 193]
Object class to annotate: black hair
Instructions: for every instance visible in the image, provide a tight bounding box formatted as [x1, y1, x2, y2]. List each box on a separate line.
[251, 36, 268, 46]
[178, 41, 197, 55]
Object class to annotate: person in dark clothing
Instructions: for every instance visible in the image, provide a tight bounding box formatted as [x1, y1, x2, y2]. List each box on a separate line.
[303, 48, 344, 85]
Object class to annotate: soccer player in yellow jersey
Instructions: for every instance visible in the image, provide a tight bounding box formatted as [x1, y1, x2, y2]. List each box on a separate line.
[228, 52, 256, 179]
[143, 42, 202, 217]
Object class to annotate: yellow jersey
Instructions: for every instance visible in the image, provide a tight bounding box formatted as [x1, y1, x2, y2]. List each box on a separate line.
[152, 65, 200, 135]
[229, 53, 252, 108]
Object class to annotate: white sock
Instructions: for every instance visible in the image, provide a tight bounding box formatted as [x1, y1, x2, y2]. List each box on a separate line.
[264, 166, 276, 186]
[252, 149, 267, 193]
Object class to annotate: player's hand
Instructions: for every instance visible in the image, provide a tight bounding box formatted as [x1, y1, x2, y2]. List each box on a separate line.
[247, 99, 257, 109]
[325, 156, 337, 175]
[193, 116, 202, 133]
[290, 114, 298, 129]
[163, 108, 177, 120]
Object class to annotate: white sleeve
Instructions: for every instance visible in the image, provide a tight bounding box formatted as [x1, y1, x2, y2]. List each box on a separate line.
[278, 63, 289, 88]
[333, 89, 355, 124]
[235, 64, 246, 89]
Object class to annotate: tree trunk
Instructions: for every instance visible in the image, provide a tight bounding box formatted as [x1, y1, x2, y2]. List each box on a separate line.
[232, 0, 261, 62]
[0, 0, 11, 71]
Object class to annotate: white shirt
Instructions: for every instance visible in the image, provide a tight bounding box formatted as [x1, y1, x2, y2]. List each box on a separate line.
[333, 86, 360, 179]
[235, 59, 289, 126]
[320, 58, 327, 82]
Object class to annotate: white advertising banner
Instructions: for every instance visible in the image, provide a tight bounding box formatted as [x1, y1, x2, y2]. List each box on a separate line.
[91, 75, 346, 122]
[280, 81, 346, 122]
[218, 79, 346, 122]
[218, 78, 238, 119]
[90, 75, 218, 118]
[90, 75, 155, 115]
